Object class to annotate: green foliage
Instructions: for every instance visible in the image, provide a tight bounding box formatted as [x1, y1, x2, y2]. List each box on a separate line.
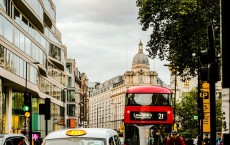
[216, 97, 222, 132]
[176, 88, 198, 135]
[136, 0, 220, 77]
[175, 88, 222, 134]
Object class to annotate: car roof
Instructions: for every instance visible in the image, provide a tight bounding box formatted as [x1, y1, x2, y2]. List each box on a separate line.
[45, 128, 118, 140]
[0, 133, 26, 138]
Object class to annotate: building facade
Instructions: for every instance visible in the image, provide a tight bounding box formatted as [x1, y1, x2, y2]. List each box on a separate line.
[0, 0, 70, 138]
[66, 59, 88, 128]
[88, 41, 166, 131]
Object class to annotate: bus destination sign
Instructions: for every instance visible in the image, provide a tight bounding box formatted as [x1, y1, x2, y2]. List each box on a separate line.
[130, 112, 167, 121]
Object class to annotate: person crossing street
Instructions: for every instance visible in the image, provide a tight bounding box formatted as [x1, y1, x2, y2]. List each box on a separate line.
[166, 130, 186, 145]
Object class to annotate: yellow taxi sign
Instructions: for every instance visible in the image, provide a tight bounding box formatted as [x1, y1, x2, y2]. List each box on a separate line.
[66, 130, 87, 136]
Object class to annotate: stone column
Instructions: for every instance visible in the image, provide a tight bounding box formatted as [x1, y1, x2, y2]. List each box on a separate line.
[5, 87, 12, 133]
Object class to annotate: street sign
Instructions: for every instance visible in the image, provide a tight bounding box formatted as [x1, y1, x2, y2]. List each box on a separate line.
[201, 82, 210, 133]
[194, 115, 198, 120]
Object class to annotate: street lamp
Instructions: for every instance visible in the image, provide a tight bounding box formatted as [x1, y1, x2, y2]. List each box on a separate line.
[111, 102, 121, 131]
[164, 64, 177, 123]
[25, 61, 39, 145]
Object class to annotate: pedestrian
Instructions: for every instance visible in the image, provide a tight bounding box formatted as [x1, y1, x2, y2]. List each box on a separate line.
[186, 135, 193, 145]
[35, 137, 42, 145]
[203, 134, 210, 145]
[193, 135, 198, 145]
[216, 133, 222, 145]
[166, 130, 186, 145]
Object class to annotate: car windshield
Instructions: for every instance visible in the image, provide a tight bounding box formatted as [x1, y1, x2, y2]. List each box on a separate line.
[43, 137, 105, 145]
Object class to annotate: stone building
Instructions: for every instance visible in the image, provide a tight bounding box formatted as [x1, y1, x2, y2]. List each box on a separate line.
[88, 40, 166, 130]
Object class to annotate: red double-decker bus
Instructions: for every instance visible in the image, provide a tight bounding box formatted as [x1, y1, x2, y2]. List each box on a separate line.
[124, 85, 174, 145]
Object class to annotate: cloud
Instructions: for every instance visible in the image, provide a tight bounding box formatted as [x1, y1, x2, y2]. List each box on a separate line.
[54, 0, 170, 85]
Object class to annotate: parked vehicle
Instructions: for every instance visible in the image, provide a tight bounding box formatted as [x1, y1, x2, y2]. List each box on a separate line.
[42, 128, 121, 145]
[0, 133, 29, 145]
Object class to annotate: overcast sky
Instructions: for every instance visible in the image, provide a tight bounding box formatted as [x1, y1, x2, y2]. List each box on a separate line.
[54, 0, 170, 85]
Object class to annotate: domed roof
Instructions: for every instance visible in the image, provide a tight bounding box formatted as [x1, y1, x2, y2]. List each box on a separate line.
[132, 40, 149, 67]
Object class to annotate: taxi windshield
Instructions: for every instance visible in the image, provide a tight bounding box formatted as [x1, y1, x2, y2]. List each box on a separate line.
[43, 137, 105, 145]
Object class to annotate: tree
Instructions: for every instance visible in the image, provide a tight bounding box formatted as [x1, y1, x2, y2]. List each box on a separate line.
[136, 0, 220, 77]
[176, 88, 198, 135]
[176, 88, 222, 134]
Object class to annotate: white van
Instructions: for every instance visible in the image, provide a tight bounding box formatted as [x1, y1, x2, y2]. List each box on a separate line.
[41, 128, 121, 145]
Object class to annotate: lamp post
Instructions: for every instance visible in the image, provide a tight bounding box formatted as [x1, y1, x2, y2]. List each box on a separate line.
[25, 61, 39, 145]
[111, 102, 121, 131]
[164, 64, 177, 123]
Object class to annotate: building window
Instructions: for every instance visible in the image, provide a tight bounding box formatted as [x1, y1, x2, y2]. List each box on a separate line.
[184, 79, 189, 87]
[66, 63, 72, 73]
[68, 77, 72, 87]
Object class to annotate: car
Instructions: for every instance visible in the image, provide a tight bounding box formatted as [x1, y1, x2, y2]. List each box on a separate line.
[0, 133, 29, 145]
[41, 128, 121, 145]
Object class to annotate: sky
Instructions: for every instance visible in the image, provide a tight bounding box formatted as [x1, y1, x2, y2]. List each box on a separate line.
[54, 0, 170, 85]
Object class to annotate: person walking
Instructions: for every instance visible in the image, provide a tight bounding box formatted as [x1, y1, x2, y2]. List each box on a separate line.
[166, 130, 186, 145]
[193, 136, 198, 145]
[216, 133, 222, 145]
[203, 134, 210, 145]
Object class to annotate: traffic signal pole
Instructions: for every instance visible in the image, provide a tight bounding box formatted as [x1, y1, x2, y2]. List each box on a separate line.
[25, 62, 32, 145]
[221, 1, 230, 144]
[209, 81, 216, 145]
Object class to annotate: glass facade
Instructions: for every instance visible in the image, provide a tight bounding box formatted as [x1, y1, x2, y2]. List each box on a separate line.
[24, 0, 43, 21]
[11, 92, 25, 132]
[1, 3, 64, 65]
[0, 0, 69, 135]
[67, 90, 75, 102]
[45, 26, 61, 45]
[0, 0, 5, 11]
[49, 43, 65, 62]
[44, 0, 55, 22]
[10, 92, 63, 134]
[0, 45, 39, 85]
[0, 79, 5, 133]
[0, 14, 47, 66]
[39, 77, 64, 102]
[67, 104, 76, 117]
[47, 61, 67, 86]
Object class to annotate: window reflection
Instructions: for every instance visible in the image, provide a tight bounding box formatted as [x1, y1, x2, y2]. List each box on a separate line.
[0, 45, 5, 68]
[39, 77, 63, 102]
[0, 13, 47, 66]
[127, 94, 170, 106]
[1, 45, 39, 85]
[48, 61, 67, 86]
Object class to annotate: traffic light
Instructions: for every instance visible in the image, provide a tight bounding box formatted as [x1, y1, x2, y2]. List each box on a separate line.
[39, 98, 51, 120]
[23, 93, 31, 118]
[197, 97, 204, 119]
[200, 25, 220, 82]
[45, 98, 51, 120]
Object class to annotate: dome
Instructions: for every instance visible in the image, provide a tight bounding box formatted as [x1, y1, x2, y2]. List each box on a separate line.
[132, 40, 150, 69]
[132, 52, 149, 65]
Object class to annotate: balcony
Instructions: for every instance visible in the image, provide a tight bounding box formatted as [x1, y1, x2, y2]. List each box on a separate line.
[44, 11, 52, 28]
[12, 0, 44, 33]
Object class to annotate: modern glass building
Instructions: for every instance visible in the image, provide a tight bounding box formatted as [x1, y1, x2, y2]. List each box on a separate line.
[0, 0, 68, 138]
